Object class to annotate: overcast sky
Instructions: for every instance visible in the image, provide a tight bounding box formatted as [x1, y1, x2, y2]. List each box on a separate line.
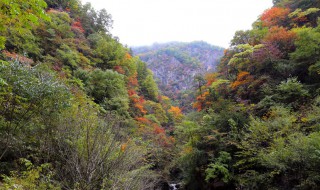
[82, 0, 273, 48]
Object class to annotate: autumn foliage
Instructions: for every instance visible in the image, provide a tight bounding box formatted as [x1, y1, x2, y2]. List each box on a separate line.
[136, 117, 151, 125]
[205, 73, 217, 86]
[2, 51, 34, 65]
[71, 20, 85, 33]
[261, 7, 290, 27]
[128, 89, 147, 115]
[193, 91, 211, 111]
[231, 71, 254, 89]
[124, 52, 132, 60]
[264, 26, 296, 52]
[253, 43, 283, 63]
[114, 65, 125, 74]
[264, 26, 296, 44]
[168, 106, 183, 122]
[127, 73, 139, 87]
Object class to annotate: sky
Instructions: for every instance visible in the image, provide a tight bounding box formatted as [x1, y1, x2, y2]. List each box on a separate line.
[82, 0, 273, 48]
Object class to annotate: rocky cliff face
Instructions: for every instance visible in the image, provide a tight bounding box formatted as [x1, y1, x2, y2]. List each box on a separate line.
[132, 41, 224, 111]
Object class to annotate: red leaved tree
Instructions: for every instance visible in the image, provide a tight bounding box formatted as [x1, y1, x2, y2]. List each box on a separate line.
[261, 7, 290, 27]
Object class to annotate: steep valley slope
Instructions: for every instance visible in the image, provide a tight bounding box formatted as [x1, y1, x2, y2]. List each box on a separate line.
[132, 41, 225, 111]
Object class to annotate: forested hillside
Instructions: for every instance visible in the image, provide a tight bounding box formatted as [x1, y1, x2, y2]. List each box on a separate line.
[1, 0, 320, 189]
[0, 0, 181, 189]
[171, 0, 320, 189]
[132, 42, 224, 112]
